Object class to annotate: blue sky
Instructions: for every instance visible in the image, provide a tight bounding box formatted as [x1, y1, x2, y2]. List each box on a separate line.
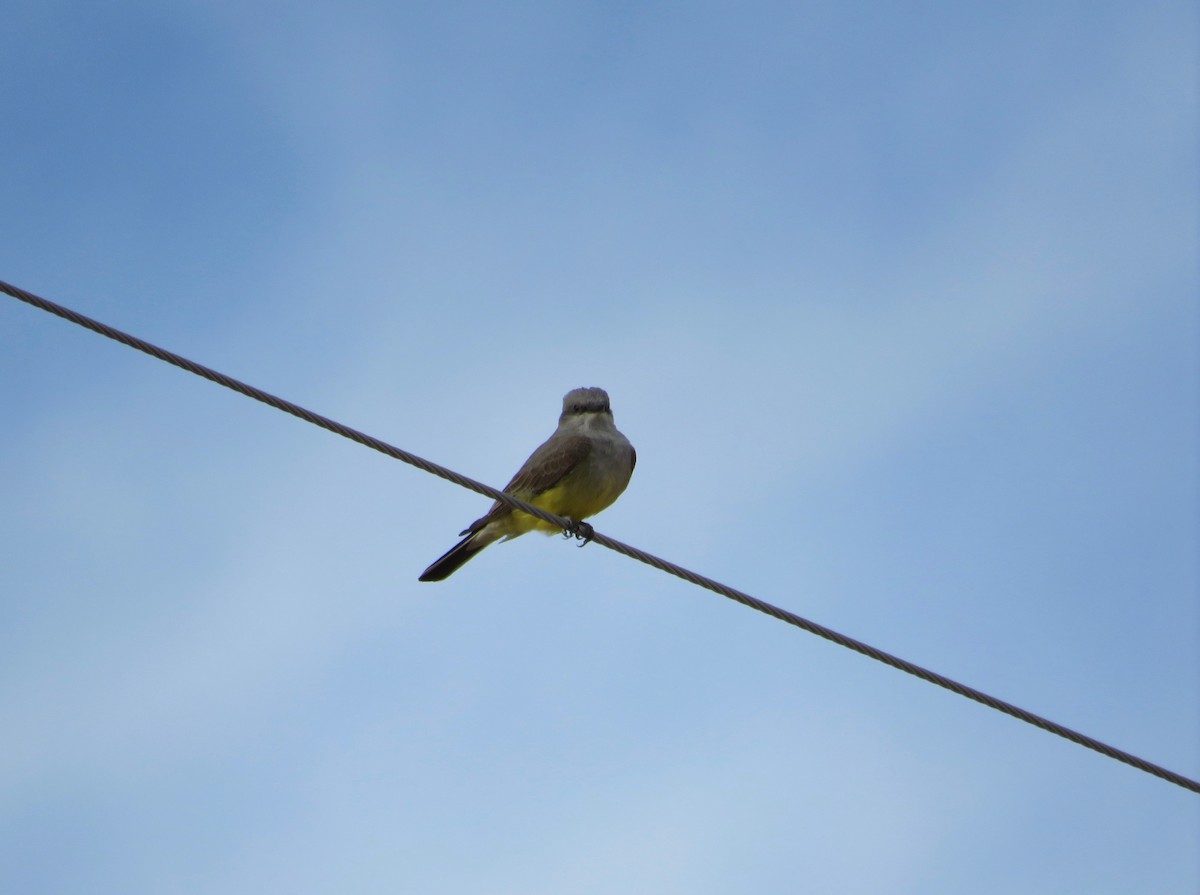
[2, 2, 1197, 892]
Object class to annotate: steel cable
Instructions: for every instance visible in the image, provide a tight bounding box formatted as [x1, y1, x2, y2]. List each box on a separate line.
[4, 277, 1197, 795]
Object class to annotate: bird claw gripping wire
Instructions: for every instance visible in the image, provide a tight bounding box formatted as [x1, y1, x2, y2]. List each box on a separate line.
[562, 519, 594, 547]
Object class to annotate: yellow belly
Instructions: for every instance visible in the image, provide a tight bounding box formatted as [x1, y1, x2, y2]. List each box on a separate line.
[508, 479, 624, 535]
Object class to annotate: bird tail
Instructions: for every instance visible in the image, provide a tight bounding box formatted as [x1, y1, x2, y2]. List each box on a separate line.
[418, 532, 490, 582]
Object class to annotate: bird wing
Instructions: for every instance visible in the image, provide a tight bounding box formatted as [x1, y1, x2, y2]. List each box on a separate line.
[461, 434, 592, 535]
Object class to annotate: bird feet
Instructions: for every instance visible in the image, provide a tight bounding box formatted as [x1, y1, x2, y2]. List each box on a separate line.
[562, 519, 594, 547]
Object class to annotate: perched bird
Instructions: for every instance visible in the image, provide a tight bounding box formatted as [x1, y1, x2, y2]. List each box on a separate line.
[419, 387, 636, 581]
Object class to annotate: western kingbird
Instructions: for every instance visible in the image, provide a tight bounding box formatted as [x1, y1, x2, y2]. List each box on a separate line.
[419, 386, 636, 582]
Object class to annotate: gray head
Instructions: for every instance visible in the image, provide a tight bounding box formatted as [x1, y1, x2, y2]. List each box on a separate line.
[560, 387, 612, 421]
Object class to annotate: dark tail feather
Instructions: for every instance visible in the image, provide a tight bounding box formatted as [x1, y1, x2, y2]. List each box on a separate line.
[419, 533, 489, 582]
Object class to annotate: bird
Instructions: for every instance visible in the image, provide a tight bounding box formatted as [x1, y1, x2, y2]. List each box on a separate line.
[419, 387, 636, 581]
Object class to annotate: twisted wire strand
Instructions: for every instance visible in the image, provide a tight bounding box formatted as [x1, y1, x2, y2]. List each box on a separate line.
[587, 529, 1199, 792]
[4, 277, 1197, 795]
[1, 279, 565, 529]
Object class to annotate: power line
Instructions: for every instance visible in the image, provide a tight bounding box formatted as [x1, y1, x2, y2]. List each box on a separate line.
[4, 276, 1198, 795]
